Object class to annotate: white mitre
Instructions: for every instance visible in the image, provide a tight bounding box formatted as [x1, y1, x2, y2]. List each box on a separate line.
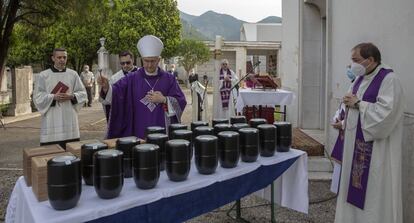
[137, 35, 164, 58]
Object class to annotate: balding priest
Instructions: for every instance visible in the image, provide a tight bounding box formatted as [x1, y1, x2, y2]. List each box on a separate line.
[98, 35, 187, 139]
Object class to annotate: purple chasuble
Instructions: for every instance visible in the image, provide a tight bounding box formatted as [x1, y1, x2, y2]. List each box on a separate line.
[107, 67, 186, 139]
[219, 68, 232, 108]
[346, 68, 392, 209]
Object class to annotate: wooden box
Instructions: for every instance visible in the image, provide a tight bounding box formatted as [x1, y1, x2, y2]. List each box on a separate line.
[31, 152, 73, 202]
[66, 139, 101, 158]
[23, 145, 64, 186]
[102, 138, 119, 149]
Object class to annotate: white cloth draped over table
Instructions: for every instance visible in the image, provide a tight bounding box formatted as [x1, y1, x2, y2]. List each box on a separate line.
[6, 149, 308, 223]
[32, 69, 87, 143]
[335, 64, 405, 223]
[235, 88, 295, 114]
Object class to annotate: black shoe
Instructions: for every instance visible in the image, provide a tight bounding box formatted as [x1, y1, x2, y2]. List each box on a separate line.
[88, 104, 92, 107]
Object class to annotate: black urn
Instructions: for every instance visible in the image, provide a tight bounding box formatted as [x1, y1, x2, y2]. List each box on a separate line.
[274, 122, 292, 152]
[168, 123, 187, 138]
[146, 133, 168, 171]
[165, 139, 191, 181]
[81, 142, 108, 185]
[258, 124, 277, 157]
[93, 149, 124, 199]
[194, 135, 218, 174]
[239, 128, 259, 162]
[191, 121, 209, 132]
[193, 126, 214, 138]
[47, 155, 81, 210]
[116, 136, 139, 178]
[230, 116, 247, 124]
[249, 118, 267, 128]
[232, 123, 250, 132]
[214, 123, 233, 136]
[132, 144, 160, 189]
[212, 118, 229, 127]
[217, 131, 240, 168]
[171, 129, 193, 160]
[145, 126, 166, 138]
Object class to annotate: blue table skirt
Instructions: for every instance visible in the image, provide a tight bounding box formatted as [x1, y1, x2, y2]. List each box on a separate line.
[89, 156, 299, 223]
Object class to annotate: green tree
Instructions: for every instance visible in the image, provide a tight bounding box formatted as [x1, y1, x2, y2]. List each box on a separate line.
[103, 0, 181, 58]
[7, 1, 109, 73]
[176, 39, 211, 75]
[0, 0, 82, 84]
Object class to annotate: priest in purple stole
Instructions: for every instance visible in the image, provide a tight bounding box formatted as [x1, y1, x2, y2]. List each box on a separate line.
[335, 43, 404, 223]
[213, 59, 239, 119]
[98, 35, 186, 139]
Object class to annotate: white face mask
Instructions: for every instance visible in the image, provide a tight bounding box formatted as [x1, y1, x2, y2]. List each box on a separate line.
[350, 62, 366, 76]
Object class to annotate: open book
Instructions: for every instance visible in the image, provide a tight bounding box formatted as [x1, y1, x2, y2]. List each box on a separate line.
[51, 81, 69, 94]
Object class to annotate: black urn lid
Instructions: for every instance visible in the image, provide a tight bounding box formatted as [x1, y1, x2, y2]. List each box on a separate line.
[258, 124, 277, 138]
[212, 118, 229, 127]
[146, 126, 166, 136]
[172, 129, 192, 139]
[117, 136, 139, 145]
[232, 123, 250, 131]
[94, 149, 124, 175]
[218, 131, 240, 138]
[194, 126, 214, 136]
[166, 139, 190, 161]
[194, 135, 218, 156]
[249, 118, 267, 128]
[133, 144, 159, 167]
[273, 121, 292, 131]
[191, 121, 209, 131]
[239, 127, 259, 135]
[214, 123, 233, 135]
[48, 155, 80, 185]
[81, 142, 108, 151]
[168, 123, 187, 136]
[147, 133, 169, 142]
[230, 116, 247, 124]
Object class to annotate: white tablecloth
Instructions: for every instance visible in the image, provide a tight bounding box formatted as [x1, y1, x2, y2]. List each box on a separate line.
[235, 88, 295, 113]
[6, 149, 308, 223]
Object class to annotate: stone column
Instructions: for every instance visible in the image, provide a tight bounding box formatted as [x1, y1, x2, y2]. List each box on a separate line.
[235, 47, 247, 80]
[7, 67, 32, 116]
[96, 37, 110, 100]
[0, 68, 9, 104]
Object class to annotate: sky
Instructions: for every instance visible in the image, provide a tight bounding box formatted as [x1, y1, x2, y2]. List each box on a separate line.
[176, 0, 282, 23]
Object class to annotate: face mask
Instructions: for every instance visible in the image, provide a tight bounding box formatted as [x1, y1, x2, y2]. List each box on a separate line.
[350, 61, 366, 76]
[346, 68, 356, 81]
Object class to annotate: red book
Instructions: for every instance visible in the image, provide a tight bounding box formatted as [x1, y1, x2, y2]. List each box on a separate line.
[51, 81, 69, 94]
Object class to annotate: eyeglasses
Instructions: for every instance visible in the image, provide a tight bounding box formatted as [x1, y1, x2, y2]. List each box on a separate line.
[120, 61, 132, 65]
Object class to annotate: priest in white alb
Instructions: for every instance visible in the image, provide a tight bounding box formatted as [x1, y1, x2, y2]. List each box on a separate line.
[213, 59, 239, 119]
[335, 43, 405, 223]
[33, 48, 87, 149]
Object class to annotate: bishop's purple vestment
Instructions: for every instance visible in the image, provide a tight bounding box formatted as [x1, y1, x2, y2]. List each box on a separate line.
[107, 68, 186, 139]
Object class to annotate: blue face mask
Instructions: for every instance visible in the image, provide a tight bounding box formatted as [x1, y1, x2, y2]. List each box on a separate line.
[346, 68, 356, 81]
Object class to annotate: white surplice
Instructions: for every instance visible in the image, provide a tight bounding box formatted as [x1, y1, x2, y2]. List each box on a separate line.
[335, 64, 405, 223]
[213, 69, 239, 119]
[33, 68, 87, 143]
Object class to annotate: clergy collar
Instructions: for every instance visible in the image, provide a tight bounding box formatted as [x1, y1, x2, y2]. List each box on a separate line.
[123, 66, 138, 75]
[144, 68, 159, 76]
[364, 63, 381, 78]
[51, 66, 66, 73]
